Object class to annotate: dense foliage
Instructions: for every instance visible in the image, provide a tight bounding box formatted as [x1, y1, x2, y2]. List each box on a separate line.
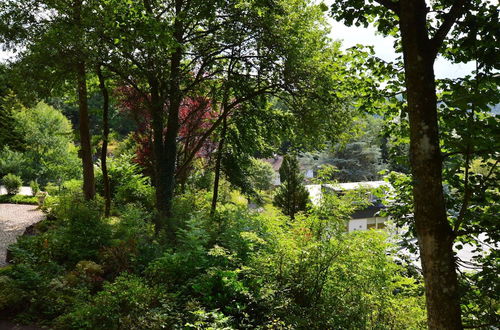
[0, 0, 497, 328]
[0, 172, 426, 328]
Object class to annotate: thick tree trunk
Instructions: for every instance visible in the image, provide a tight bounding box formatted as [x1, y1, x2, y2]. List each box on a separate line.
[399, 1, 462, 328]
[149, 0, 183, 238]
[210, 117, 227, 216]
[150, 79, 169, 232]
[76, 61, 96, 200]
[97, 67, 111, 217]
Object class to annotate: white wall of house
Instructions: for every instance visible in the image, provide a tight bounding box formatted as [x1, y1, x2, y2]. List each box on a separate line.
[349, 219, 367, 231]
[348, 217, 387, 232]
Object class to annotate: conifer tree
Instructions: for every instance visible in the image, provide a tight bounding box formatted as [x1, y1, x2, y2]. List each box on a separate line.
[274, 154, 310, 219]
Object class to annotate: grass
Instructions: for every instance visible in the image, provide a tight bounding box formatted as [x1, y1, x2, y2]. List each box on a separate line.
[0, 194, 38, 205]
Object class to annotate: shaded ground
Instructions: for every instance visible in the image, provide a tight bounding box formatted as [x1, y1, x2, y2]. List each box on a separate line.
[0, 321, 43, 330]
[0, 204, 45, 267]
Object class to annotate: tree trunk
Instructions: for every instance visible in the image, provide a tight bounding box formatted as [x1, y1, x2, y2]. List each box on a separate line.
[210, 117, 227, 216]
[149, 2, 183, 238]
[149, 78, 169, 232]
[76, 60, 96, 200]
[399, 1, 462, 328]
[97, 66, 111, 217]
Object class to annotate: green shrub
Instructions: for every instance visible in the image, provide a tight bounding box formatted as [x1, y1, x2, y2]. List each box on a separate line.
[44, 182, 60, 196]
[0, 194, 37, 204]
[30, 180, 40, 196]
[273, 154, 310, 219]
[11, 191, 112, 267]
[12, 102, 81, 185]
[247, 158, 275, 191]
[95, 154, 154, 209]
[0, 147, 27, 178]
[0, 275, 26, 312]
[54, 274, 176, 330]
[2, 173, 22, 195]
[54, 194, 112, 265]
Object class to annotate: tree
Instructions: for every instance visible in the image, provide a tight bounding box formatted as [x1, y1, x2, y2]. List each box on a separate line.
[90, 0, 358, 235]
[330, 0, 498, 327]
[97, 66, 111, 217]
[0, 90, 25, 152]
[12, 102, 80, 185]
[300, 115, 386, 182]
[0, 0, 96, 200]
[274, 154, 310, 219]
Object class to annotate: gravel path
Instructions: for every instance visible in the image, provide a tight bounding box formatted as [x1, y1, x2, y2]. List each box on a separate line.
[0, 204, 45, 267]
[0, 186, 33, 196]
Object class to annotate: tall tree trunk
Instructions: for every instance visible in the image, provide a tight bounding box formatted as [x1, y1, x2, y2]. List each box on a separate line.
[76, 60, 96, 200]
[73, 0, 95, 200]
[97, 66, 111, 217]
[150, 78, 169, 232]
[399, 1, 462, 328]
[210, 116, 227, 216]
[152, 0, 183, 237]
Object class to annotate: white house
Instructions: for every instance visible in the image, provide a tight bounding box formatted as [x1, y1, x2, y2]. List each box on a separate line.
[306, 181, 391, 232]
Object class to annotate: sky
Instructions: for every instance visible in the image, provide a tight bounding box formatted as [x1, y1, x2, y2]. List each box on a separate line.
[327, 20, 476, 79]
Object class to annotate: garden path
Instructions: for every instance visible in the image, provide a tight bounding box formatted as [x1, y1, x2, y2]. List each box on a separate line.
[0, 204, 45, 267]
[0, 186, 33, 195]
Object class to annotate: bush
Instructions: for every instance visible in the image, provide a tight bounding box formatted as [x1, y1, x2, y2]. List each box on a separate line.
[95, 154, 154, 209]
[2, 173, 22, 195]
[10, 191, 112, 267]
[0, 147, 27, 178]
[30, 180, 40, 196]
[0, 194, 37, 204]
[54, 274, 177, 330]
[247, 158, 275, 191]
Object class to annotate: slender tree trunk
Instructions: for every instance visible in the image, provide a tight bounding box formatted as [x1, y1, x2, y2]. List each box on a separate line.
[210, 117, 227, 216]
[76, 60, 96, 200]
[97, 66, 111, 217]
[399, 1, 462, 328]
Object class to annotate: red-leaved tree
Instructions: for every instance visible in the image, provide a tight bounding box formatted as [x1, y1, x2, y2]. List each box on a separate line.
[116, 85, 217, 184]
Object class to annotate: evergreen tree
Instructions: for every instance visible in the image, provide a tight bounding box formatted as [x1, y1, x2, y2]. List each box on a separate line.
[274, 154, 310, 219]
[0, 90, 25, 152]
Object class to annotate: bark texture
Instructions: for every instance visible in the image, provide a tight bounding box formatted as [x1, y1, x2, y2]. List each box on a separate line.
[97, 67, 111, 216]
[150, 0, 184, 238]
[210, 117, 227, 216]
[398, 0, 462, 328]
[73, 0, 95, 200]
[76, 60, 96, 200]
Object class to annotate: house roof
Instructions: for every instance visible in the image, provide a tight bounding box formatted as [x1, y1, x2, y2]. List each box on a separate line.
[262, 156, 283, 172]
[351, 204, 385, 219]
[323, 181, 390, 191]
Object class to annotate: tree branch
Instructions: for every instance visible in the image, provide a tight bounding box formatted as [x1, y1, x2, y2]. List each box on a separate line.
[430, 0, 468, 58]
[374, 0, 399, 13]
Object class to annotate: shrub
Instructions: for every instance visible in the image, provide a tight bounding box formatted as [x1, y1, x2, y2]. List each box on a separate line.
[0, 147, 27, 178]
[0, 275, 26, 312]
[10, 191, 112, 267]
[30, 180, 40, 196]
[247, 158, 275, 191]
[2, 173, 22, 195]
[54, 194, 112, 265]
[95, 154, 154, 209]
[54, 274, 177, 329]
[44, 182, 60, 196]
[0, 194, 37, 204]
